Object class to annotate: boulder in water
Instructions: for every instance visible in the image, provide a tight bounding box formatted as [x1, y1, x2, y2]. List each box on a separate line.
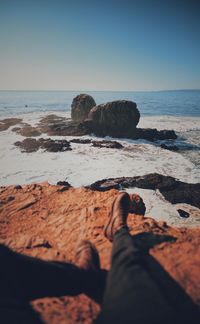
[88, 100, 140, 137]
[71, 94, 96, 122]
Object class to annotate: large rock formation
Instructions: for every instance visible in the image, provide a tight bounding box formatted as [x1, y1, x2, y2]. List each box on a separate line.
[2, 114, 177, 142]
[88, 100, 140, 137]
[0, 183, 200, 323]
[71, 94, 96, 122]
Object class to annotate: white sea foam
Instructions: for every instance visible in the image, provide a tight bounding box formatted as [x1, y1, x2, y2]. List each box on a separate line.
[138, 115, 200, 132]
[126, 188, 200, 228]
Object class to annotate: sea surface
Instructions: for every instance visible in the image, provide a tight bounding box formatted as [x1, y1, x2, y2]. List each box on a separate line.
[0, 90, 200, 227]
[0, 90, 200, 117]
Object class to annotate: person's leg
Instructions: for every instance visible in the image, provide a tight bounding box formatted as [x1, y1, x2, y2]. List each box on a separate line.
[98, 227, 175, 324]
[0, 241, 105, 302]
[0, 245, 85, 301]
[97, 192, 200, 324]
[0, 241, 106, 323]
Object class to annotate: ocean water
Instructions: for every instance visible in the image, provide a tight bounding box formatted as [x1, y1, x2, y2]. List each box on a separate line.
[0, 90, 200, 227]
[0, 90, 200, 117]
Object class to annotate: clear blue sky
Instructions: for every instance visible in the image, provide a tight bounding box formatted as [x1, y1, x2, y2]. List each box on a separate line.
[0, 0, 199, 91]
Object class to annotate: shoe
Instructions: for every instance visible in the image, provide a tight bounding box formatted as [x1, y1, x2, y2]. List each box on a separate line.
[104, 192, 130, 242]
[129, 193, 146, 215]
[75, 240, 100, 271]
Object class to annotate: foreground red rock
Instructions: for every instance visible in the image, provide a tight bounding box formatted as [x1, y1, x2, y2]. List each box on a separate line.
[0, 183, 200, 323]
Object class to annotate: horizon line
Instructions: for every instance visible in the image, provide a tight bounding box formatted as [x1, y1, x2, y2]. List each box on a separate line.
[0, 89, 200, 92]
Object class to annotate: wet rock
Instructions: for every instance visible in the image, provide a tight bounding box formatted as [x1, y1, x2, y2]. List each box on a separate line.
[89, 173, 200, 209]
[34, 113, 178, 142]
[14, 138, 72, 153]
[38, 114, 89, 136]
[70, 138, 123, 149]
[57, 181, 71, 187]
[92, 140, 123, 149]
[71, 94, 96, 122]
[12, 124, 41, 137]
[15, 138, 40, 153]
[88, 100, 140, 138]
[70, 139, 92, 144]
[177, 209, 190, 218]
[14, 137, 123, 153]
[12, 127, 21, 132]
[39, 138, 72, 152]
[161, 144, 179, 151]
[0, 118, 23, 131]
[39, 114, 67, 125]
[14, 185, 22, 190]
[135, 128, 177, 141]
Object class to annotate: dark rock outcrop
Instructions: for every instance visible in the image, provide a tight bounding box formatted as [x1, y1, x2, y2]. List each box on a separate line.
[12, 124, 41, 137]
[71, 94, 96, 122]
[14, 137, 124, 153]
[0, 118, 23, 131]
[37, 114, 89, 136]
[89, 173, 200, 209]
[2, 113, 177, 142]
[70, 138, 123, 149]
[160, 144, 179, 151]
[92, 140, 123, 149]
[135, 128, 177, 141]
[56, 181, 72, 192]
[15, 138, 41, 153]
[88, 100, 140, 138]
[15, 138, 72, 153]
[56, 181, 71, 188]
[70, 139, 91, 144]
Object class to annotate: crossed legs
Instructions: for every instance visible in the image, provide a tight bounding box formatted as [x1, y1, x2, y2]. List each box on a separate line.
[97, 192, 200, 324]
[0, 192, 199, 324]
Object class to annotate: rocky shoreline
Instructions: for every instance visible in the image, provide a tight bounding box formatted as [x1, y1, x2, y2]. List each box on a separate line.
[5, 113, 177, 142]
[0, 113, 177, 142]
[0, 182, 200, 323]
[88, 173, 200, 209]
[14, 137, 124, 153]
[0, 94, 180, 157]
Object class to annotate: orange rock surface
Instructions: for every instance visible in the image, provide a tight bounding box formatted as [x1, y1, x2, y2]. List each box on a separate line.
[0, 183, 200, 323]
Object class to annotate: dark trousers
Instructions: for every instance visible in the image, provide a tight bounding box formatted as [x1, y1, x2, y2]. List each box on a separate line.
[97, 227, 200, 324]
[0, 228, 200, 324]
